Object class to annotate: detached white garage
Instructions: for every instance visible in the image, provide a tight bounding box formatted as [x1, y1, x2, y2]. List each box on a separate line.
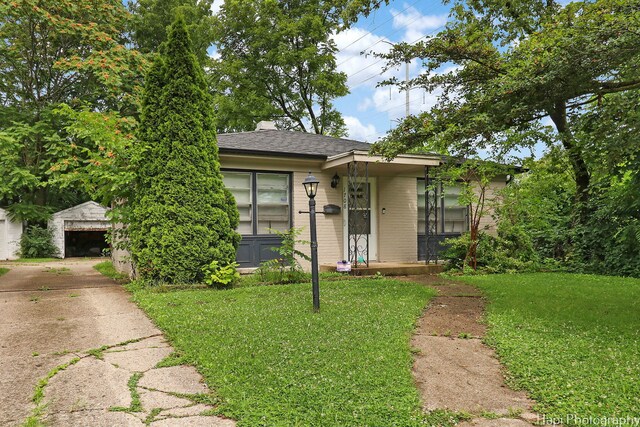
[49, 201, 111, 258]
[0, 208, 22, 260]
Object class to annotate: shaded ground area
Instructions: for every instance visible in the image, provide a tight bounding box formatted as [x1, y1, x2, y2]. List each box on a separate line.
[0, 258, 116, 292]
[0, 259, 234, 426]
[401, 275, 539, 426]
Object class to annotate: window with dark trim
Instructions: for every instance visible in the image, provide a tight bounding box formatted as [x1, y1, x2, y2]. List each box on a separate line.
[417, 179, 469, 234]
[223, 171, 291, 235]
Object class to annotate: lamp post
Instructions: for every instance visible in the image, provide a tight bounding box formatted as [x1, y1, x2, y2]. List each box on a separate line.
[302, 172, 320, 312]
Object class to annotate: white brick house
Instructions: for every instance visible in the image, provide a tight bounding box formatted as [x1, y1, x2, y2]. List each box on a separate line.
[113, 123, 509, 274]
[215, 125, 506, 270]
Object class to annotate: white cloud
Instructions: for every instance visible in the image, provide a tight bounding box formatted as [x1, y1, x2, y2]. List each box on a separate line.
[391, 5, 447, 42]
[332, 5, 447, 90]
[343, 116, 378, 142]
[208, 47, 220, 60]
[333, 27, 395, 88]
[210, 0, 223, 15]
[354, 57, 448, 123]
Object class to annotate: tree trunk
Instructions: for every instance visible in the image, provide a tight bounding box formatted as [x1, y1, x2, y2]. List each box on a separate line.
[549, 101, 591, 221]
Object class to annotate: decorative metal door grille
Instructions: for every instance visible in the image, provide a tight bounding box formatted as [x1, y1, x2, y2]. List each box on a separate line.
[347, 161, 369, 267]
[424, 166, 439, 264]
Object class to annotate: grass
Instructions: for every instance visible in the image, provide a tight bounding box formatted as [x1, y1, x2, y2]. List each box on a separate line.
[24, 357, 81, 426]
[94, 261, 129, 281]
[109, 372, 143, 413]
[457, 273, 640, 424]
[42, 267, 70, 275]
[0, 267, 8, 276]
[131, 278, 436, 426]
[236, 270, 348, 287]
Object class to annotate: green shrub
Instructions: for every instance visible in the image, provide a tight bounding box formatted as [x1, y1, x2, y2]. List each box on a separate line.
[255, 227, 310, 285]
[202, 261, 240, 288]
[127, 16, 240, 284]
[441, 228, 540, 274]
[20, 225, 59, 258]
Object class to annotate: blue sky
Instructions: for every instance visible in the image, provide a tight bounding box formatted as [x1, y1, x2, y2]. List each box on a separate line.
[332, 1, 453, 142]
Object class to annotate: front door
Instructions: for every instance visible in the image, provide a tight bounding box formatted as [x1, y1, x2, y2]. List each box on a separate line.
[343, 178, 377, 263]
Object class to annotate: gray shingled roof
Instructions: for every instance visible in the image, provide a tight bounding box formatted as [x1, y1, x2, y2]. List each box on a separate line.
[216, 129, 372, 159]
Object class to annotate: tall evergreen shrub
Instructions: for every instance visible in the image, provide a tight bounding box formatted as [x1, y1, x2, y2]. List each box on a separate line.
[129, 15, 239, 283]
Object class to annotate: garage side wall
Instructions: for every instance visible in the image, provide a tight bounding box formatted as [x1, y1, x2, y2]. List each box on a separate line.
[112, 222, 134, 277]
[49, 216, 65, 258]
[0, 209, 23, 260]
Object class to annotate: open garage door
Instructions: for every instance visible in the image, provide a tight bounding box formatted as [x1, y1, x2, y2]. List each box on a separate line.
[64, 220, 110, 257]
[64, 230, 109, 257]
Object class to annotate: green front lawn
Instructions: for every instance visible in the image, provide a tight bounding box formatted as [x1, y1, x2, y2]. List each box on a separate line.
[131, 279, 435, 426]
[458, 273, 640, 423]
[0, 267, 8, 276]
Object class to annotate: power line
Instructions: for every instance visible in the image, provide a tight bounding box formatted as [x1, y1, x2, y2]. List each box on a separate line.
[338, 10, 435, 69]
[336, 0, 421, 65]
[347, 25, 445, 87]
[362, 95, 428, 121]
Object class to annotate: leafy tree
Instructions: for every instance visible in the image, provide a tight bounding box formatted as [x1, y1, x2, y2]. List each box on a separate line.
[561, 90, 640, 275]
[435, 160, 510, 270]
[211, 0, 349, 135]
[128, 0, 216, 66]
[372, 0, 640, 225]
[0, 0, 145, 222]
[495, 143, 640, 277]
[128, 15, 240, 284]
[45, 105, 138, 208]
[496, 150, 575, 260]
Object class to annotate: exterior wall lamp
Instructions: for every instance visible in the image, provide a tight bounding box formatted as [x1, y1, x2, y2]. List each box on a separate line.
[330, 173, 340, 189]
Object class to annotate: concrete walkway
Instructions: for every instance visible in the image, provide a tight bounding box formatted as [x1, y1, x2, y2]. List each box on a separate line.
[401, 275, 539, 426]
[0, 259, 234, 426]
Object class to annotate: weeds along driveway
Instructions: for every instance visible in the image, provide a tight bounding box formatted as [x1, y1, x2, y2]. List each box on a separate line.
[0, 259, 233, 426]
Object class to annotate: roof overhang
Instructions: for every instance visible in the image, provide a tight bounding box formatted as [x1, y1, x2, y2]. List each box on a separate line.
[321, 151, 441, 176]
[219, 152, 326, 170]
[219, 148, 327, 160]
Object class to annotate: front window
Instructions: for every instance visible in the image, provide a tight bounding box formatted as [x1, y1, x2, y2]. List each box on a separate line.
[256, 173, 290, 234]
[223, 171, 253, 234]
[223, 171, 291, 235]
[417, 179, 469, 234]
[442, 185, 468, 233]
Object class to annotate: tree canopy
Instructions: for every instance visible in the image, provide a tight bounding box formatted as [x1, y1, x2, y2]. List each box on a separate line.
[210, 0, 349, 135]
[128, 0, 216, 66]
[0, 0, 145, 222]
[372, 0, 640, 215]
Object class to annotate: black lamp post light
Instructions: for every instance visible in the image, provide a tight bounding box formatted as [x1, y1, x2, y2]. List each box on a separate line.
[301, 172, 320, 312]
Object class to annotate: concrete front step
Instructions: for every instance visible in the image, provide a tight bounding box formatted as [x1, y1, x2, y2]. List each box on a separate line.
[320, 262, 444, 276]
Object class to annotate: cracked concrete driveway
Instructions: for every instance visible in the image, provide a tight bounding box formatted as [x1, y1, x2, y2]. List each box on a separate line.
[0, 259, 234, 426]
